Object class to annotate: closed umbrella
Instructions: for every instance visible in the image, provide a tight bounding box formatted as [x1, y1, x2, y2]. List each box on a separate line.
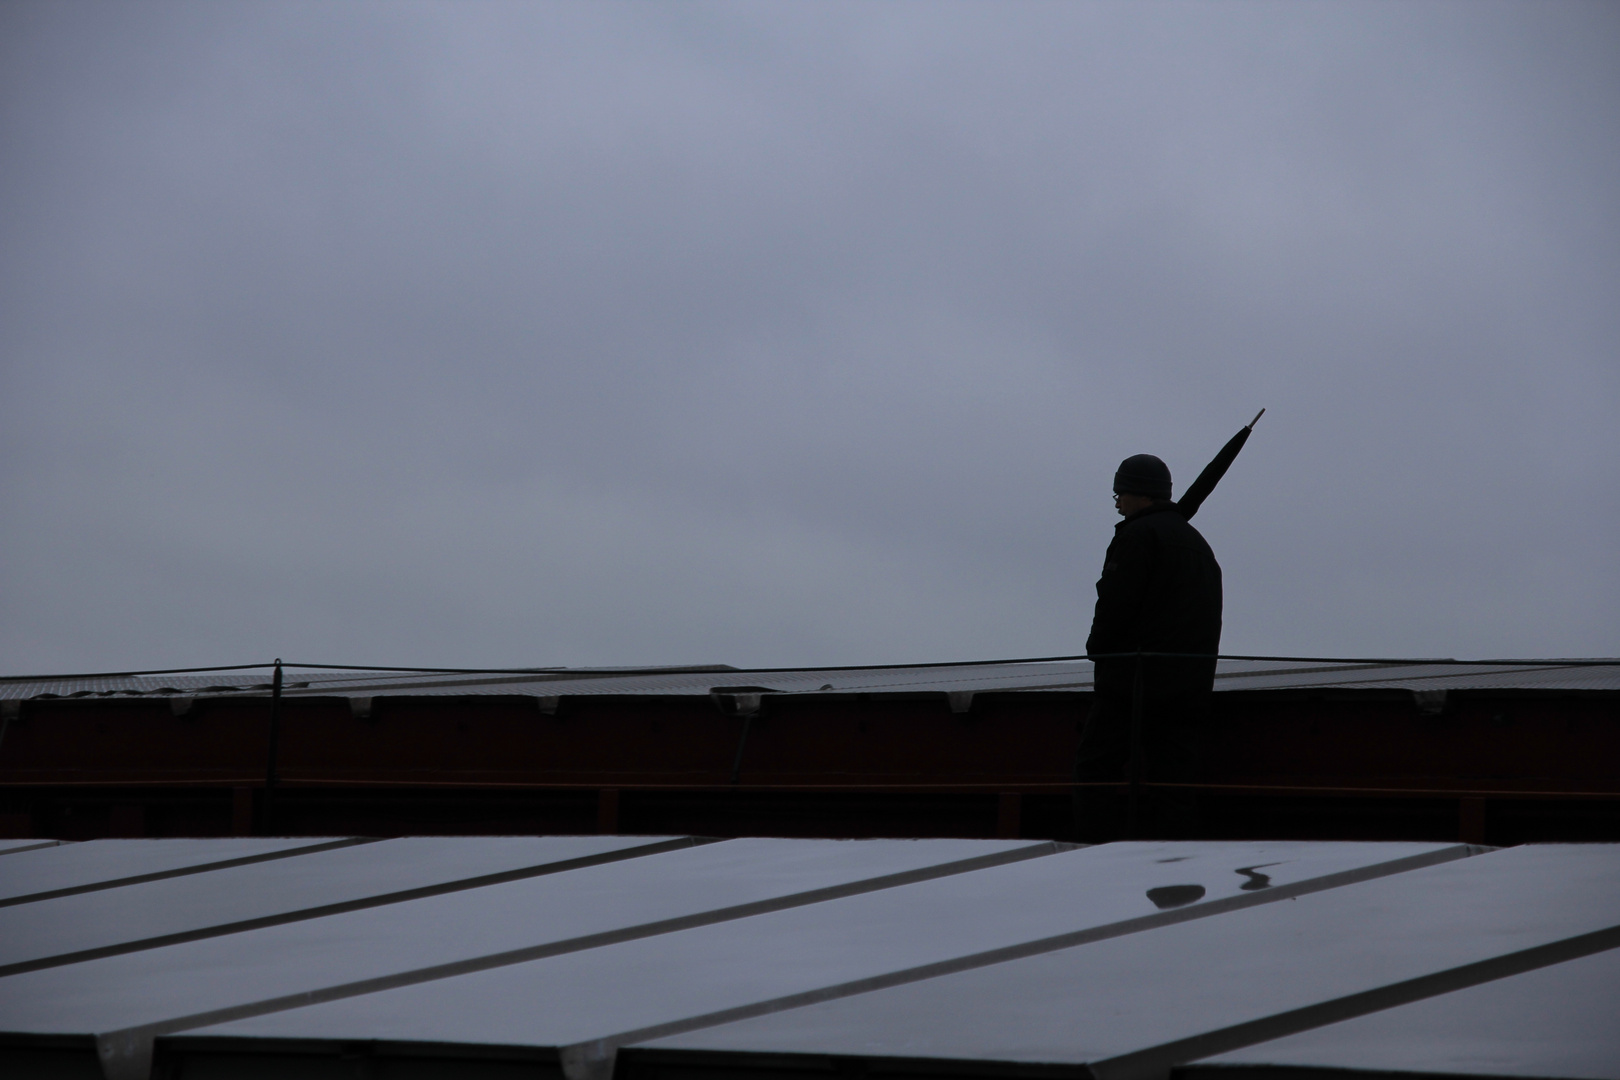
[1177, 408, 1265, 520]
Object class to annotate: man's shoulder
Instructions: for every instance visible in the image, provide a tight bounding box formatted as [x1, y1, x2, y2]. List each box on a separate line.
[1118, 503, 1191, 535]
[1118, 503, 1212, 548]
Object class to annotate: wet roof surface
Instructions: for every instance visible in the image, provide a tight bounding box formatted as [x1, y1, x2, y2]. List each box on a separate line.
[632, 844, 1620, 1078]
[1186, 943, 1620, 1080]
[0, 837, 1615, 1080]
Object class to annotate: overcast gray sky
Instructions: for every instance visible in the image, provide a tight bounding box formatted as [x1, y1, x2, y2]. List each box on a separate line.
[2, 0, 1616, 673]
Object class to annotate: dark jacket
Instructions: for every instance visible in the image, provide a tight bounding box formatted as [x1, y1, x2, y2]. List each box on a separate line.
[1086, 502, 1222, 701]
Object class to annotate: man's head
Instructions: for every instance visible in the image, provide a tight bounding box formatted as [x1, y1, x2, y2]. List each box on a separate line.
[1113, 453, 1171, 516]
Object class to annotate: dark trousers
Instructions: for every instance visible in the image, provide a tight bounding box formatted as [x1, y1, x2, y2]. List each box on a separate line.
[1073, 692, 1207, 842]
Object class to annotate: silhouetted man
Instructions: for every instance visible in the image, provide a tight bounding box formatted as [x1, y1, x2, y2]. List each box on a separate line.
[1077, 453, 1222, 840]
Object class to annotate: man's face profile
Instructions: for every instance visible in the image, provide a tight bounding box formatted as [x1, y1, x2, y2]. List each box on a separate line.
[1114, 491, 1156, 517]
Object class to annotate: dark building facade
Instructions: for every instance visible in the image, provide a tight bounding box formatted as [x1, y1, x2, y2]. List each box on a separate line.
[2, 659, 1616, 845]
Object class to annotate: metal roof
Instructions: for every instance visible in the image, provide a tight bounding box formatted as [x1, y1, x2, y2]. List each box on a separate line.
[1, 837, 1616, 1080]
[1185, 942, 1620, 1079]
[625, 843, 1620, 1080]
[4, 657, 1617, 702]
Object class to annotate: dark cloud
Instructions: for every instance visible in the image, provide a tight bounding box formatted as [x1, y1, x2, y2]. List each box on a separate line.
[3, 0, 1616, 671]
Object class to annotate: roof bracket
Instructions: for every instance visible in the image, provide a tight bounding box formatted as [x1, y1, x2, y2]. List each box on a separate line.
[1412, 688, 1449, 716]
[710, 692, 763, 718]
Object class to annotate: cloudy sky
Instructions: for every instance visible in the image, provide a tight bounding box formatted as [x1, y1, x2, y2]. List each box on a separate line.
[2, 1, 1616, 674]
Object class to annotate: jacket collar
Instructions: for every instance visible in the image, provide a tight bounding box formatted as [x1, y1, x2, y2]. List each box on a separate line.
[1117, 500, 1179, 527]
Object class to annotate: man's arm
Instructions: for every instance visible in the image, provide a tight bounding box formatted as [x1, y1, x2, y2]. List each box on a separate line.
[1086, 524, 1155, 657]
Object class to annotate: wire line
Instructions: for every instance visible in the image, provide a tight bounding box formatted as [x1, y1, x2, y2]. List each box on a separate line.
[3, 653, 1615, 684]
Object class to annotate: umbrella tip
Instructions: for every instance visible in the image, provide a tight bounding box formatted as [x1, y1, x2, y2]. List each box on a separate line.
[1247, 407, 1266, 429]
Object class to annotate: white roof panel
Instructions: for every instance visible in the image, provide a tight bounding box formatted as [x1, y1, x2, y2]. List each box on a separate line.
[0, 839, 1048, 1052]
[0, 838, 361, 906]
[175, 841, 1465, 1070]
[630, 844, 1620, 1078]
[1187, 944, 1620, 1080]
[0, 835, 684, 974]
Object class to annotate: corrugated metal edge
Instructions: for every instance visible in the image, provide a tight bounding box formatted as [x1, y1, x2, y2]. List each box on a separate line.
[4, 660, 1617, 701]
